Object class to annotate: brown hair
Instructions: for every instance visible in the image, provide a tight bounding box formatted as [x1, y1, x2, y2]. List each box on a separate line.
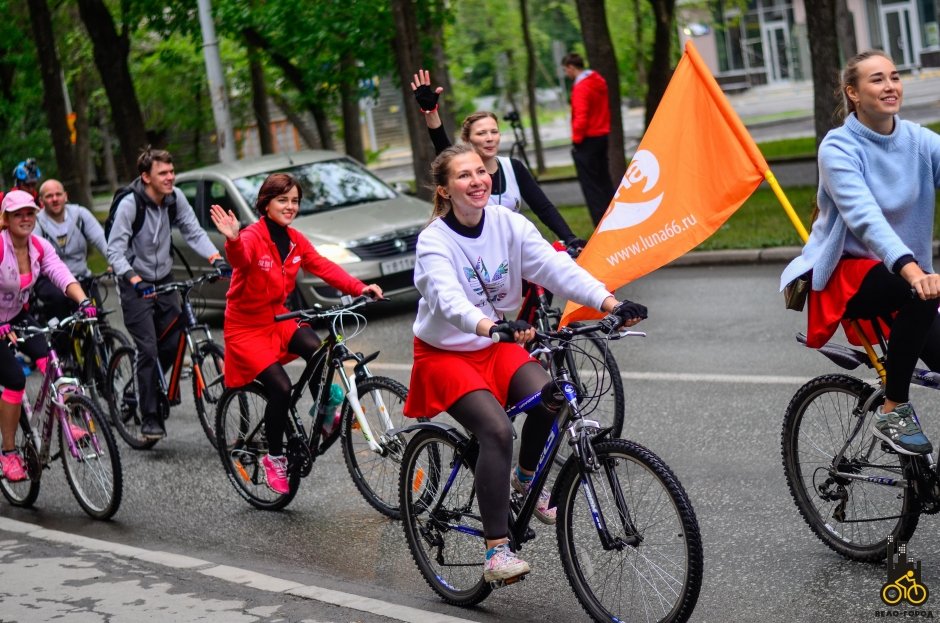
[256, 173, 303, 216]
[459, 111, 499, 144]
[429, 144, 476, 221]
[561, 52, 585, 69]
[836, 49, 892, 122]
[137, 146, 173, 176]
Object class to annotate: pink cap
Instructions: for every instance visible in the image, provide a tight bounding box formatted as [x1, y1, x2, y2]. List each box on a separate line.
[1, 189, 38, 213]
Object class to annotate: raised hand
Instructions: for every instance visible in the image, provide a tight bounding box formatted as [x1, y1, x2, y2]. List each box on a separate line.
[209, 204, 240, 241]
[411, 69, 443, 112]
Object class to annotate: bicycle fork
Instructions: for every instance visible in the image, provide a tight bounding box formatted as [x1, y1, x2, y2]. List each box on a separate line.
[333, 354, 391, 455]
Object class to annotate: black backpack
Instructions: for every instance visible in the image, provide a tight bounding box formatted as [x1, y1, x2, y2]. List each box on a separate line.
[104, 185, 177, 243]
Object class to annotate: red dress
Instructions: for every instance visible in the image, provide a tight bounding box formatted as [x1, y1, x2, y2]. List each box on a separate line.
[222, 219, 366, 388]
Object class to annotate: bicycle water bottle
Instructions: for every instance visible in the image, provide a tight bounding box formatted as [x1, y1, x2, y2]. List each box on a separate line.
[15, 354, 31, 378]
[322, 383, 344, 436]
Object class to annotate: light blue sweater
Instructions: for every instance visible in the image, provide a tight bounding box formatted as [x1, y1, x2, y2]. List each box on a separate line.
[780, 114, 940, 291]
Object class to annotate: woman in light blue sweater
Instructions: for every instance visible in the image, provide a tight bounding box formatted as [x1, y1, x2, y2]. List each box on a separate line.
[781, 50, 940, 456]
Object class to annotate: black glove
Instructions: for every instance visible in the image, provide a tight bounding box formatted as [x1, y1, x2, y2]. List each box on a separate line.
[413, 84, 439, 113]
[212, 258, 232, 277]
[489, 319, 533, 342]
[564, 237, 587, 257]
[612, 299, 648, 321]
[134, 280, 155, 297]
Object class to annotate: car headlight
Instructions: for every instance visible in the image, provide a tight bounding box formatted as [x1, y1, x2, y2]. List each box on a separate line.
[316, 243, 361, 264]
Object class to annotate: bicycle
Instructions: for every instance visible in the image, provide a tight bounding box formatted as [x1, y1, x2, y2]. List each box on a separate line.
[106, 272, 226, 450]
[0, 312, 123, 520]
[504, 109, 535, 177]
[214, 295, 412, 517]
[781, 320, 940, 561]
[517, 244, 626, 465]
[398, 319, 702, 622]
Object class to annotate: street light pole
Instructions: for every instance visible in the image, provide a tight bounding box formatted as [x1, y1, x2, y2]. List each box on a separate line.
[197, 0, 237, 163]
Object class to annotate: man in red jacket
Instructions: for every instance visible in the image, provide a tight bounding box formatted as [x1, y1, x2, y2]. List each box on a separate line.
[562, 53, 614, 226]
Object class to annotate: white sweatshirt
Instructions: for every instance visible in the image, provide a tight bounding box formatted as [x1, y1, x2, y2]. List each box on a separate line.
[413, 205, 610, 351]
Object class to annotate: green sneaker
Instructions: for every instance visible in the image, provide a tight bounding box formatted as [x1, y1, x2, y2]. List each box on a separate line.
[872, 403, 933, 455]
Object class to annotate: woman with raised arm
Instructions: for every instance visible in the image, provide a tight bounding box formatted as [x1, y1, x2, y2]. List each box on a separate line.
[403, 144, 646, 583]
[210, 174, 383, 496]
[411, 69, 587, 253]
[780, 50, 940, 456]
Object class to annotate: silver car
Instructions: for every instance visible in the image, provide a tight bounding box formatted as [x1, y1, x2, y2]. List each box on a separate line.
[171, 150, 430, 309]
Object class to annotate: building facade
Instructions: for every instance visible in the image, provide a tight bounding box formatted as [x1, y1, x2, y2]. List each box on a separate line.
[679, 0, 940, 90]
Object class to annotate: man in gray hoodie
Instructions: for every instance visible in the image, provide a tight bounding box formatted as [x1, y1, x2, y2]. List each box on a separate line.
[107, 148, 231, 440]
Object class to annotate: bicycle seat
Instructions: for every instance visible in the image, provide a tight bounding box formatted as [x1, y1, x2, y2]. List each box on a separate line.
[796, 332, 870, 370]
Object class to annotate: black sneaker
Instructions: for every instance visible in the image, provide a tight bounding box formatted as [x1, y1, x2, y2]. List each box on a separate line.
[140, 415, 166, 440]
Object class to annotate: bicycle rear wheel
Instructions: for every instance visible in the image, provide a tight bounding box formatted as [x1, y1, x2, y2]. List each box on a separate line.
[340, 375, 410, 519]
[192, 340, 225, 449]
[0, 411, 41, 507]
[553, 333, 625, 467]
[399, 429, 491, 606]
[782, 374, 918, 561]
[83, 326, 131, 409]
[556, 439, 703, 623]
[215, 385, 297, 510]
[106, 346, 157, 450]
[59, 393, 123, 520]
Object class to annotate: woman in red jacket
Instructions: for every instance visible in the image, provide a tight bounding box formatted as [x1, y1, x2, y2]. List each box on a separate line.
[210, 173, 382, 495]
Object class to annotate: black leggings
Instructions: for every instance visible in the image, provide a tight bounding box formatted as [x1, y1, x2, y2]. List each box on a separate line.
[0, 310, 48, 395]
[255, 327, 321, 456]
[845, 264, 940, 403]
[447, 361, 556, 541]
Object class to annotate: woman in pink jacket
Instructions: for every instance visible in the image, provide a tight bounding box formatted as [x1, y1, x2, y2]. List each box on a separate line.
[0, 190, 95, 482]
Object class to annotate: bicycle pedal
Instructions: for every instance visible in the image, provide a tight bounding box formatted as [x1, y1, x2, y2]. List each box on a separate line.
[488, 572, 528, 590]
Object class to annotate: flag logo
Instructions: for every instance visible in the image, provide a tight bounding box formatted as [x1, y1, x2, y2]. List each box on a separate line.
[596, 150, 664, 234]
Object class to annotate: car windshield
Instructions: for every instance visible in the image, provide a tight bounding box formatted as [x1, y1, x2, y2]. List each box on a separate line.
[232, 158, 396, 215]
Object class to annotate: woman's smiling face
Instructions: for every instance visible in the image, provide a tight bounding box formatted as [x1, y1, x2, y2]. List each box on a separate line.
[265, 185, 300, 226]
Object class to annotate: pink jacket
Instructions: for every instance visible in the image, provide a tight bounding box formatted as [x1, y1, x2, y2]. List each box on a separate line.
[0, 229, 77, 322]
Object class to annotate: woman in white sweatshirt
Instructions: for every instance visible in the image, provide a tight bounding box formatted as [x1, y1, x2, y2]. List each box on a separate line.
[402, 144, 646, 583]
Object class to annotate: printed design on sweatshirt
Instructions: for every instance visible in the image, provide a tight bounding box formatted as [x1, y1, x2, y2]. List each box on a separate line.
[463, 256, 509, 307]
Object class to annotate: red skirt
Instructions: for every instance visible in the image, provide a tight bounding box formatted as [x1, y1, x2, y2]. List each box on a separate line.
[806, 258, 886, 348]
[223, 319, 304, 388]
[403, 337, 537, 418]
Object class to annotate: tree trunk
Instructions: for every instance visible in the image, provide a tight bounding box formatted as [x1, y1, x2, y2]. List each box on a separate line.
[249, 50, 274, 155]
[428, 0, 457, 139]
[73, 69, 94, 207]
[390, 0, 435, 200]
[574, 0, 627, 183]
[519, 0, 545, 173]
[633, 0, 646, 102]
[644, 0, 676, 129]
[805, 0, 842, 150]
[309, 102, 334, 151]
[271, 92, 320, 149]
[340, 55, 365, 163]
[99, 108, 119, 192]
[76, 0, 149, 179]
[27, 0, 89, 208]
[835, 0, 857, 60]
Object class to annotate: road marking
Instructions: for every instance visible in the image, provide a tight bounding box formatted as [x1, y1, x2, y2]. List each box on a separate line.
[0, 516, 479, 623]
[310, 360, 817, 386]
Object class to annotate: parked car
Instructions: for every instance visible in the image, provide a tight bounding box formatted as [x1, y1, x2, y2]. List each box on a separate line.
[171, 150, 429, 310]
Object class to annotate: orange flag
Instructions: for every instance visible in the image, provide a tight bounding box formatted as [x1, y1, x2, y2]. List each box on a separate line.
[561, 40, 769, 325]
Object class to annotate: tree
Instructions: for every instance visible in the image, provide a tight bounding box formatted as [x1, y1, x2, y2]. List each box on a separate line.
[519, 0, 545, 173]
[390, 0, 436, 200]
[644, 0, 676, 128]
[574, 0, 627, 183]
[76, 0, 149, 178]
[248, 48, 274, 155]
[805, 0, 842, 149]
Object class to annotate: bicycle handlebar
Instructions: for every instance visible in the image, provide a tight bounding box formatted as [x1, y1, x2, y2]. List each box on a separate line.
[274, 294, 378, 323]
[9, 311, 96, 345]
[152, 271, 225, 296]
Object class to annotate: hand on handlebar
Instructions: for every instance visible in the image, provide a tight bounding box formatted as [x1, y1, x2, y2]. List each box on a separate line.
[489, 319, 535, 345]
[361, 283, 384, 300]
[564, 237, 587, 258]
[78, 299, 97, 319]
[600, 299, 648, 333]
[212, 257, 233, 278]
[134, 280, 156, 298]
[0, 323, 12, 342]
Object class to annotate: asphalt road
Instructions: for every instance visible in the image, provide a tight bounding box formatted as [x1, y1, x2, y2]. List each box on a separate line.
[3, 263, 938, 622]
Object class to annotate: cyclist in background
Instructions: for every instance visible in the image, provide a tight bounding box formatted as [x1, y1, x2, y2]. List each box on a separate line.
[0, 190, 96, 482]
[34, 179, 110, 324]
[209, 173, 383, 495]
[411, 69, 587, 254]
[780, 50, 940, 456]
[403, 145, 645, 582]
[1, 158, 42, 205]
[107, 147, 231, 441]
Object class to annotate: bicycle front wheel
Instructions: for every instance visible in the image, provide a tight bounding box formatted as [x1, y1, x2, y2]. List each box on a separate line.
[106, 346, 157, 450]
[192, 340, 225, 449]
[399, 429, 491, 606]
[215, 384, 297, 510]
[83, 326, 131, 407]
[0, 411, 41, 507]
[782, 374, 918, 561]
[340, 375, 410, 519]
[59, 393, 123, 520]
[554, 333, 625, 467]
[556, 439, 703, 623]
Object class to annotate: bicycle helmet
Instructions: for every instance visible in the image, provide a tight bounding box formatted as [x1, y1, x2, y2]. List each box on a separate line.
[12, 158, 41, 185]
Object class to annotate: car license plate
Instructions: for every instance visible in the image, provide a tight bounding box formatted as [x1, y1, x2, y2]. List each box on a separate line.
[380, 256, 416, 275]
